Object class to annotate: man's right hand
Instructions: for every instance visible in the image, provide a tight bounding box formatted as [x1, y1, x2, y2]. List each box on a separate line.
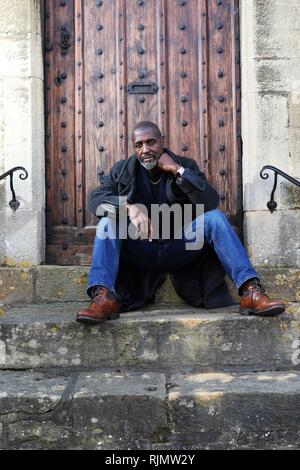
[126, 203, 153, 241]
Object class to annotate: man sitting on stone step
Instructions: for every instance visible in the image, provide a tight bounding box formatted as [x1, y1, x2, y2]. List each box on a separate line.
[76, 121, 286, 323]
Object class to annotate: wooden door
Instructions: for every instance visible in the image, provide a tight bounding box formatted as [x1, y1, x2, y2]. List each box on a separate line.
[44, 0, 241, 265]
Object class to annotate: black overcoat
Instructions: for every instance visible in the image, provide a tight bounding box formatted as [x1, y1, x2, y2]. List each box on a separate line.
[89, 149, 233, 312]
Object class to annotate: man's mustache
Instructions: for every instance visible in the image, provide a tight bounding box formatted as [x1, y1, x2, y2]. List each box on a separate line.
[141, 154, 155, 160]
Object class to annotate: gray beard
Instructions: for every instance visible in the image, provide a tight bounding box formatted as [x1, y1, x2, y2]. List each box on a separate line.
[141, 161, 157, 171]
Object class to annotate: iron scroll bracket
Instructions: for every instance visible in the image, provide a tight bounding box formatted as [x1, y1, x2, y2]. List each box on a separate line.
[260, 165, 300, 213]
[0, 166, 29, 211]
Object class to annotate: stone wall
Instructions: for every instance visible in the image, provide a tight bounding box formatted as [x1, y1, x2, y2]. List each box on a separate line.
[241, 0, 300, 267]
[0, 0, 45, 266]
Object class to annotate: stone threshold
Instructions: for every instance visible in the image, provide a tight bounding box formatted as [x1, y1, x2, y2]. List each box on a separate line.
[0, 265, 300, 306]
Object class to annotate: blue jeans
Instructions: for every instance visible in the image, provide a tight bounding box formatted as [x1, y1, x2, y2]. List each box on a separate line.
[87, 209, 258, 296]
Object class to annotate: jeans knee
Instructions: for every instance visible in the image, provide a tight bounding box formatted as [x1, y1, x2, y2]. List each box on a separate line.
[205, 209, 226, 224]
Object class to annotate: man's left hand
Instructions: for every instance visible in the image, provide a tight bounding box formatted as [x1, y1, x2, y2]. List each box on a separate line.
[157, 152, 181, 176]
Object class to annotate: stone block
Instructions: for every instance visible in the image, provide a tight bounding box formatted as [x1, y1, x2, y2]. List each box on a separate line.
[288, 134, 300, 179]
[0, 3, 44, 270]
[0, 74, 45, 265]
[242, 93, 290, 212]
[0, 211, 6, 264]
[241, 0, 300, 241]
[168, 370, 300, 448]
[288, 94, 300, 178]
[255, 59, 300, 95]
[36, 266, 89, 302]
[0, 1, 31, 35]
[254, 0, 300, 59]
[0, 371, 68, 414]
[244, 210, 300, 267]
[255, 94, 289, 144]
[288, 92, 300, 128]
[30, 78, 45, 210]
[280, 180, 300, 210]
[0, 267, 34, 304]
[72, 371, 167, 448]
[3, 76, 32, 203]
[8, 421, 72, 449]
[1, 210, 45, 267]
[0, 370, 70, 449]
[1, 75, 43, 187]
[259, 267, 300, 303]
[0, 36, 30, 79]
[0, 32, 43, 80]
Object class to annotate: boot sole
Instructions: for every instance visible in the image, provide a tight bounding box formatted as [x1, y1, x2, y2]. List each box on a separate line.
[76, 313, 120, 324]
[239, 306, 285, 317]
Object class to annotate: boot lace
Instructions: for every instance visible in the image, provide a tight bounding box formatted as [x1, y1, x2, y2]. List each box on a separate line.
[91, 286, 106, 299]
[248, 279, 266, 294]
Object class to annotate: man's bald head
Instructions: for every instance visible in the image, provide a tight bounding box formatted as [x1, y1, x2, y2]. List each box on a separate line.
[131, 121, 163, 142]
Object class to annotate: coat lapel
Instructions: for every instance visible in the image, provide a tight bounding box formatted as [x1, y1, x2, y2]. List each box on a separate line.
[116, 155, 138, 199]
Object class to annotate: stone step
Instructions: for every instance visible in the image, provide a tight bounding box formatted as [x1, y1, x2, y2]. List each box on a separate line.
[1, 369, 300, 449]
[0, 302, 299, 372]
[1, 265, 300, 306]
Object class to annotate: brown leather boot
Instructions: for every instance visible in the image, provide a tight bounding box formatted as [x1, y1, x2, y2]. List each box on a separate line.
[239, 279, 286, 317]
[76, 286, 119, 324]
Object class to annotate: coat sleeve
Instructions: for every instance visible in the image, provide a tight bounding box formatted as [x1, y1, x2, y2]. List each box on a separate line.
[167, 158, 220, 211]
[88, 163, 125, 216]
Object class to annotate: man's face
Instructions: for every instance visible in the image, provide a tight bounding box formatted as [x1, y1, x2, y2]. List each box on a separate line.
[132, 127, 164, 171]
